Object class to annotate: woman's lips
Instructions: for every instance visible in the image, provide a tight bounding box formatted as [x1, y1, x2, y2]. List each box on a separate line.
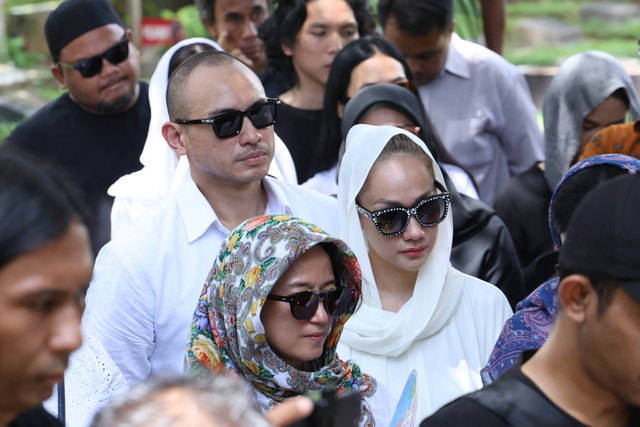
[401, 246, 426, 258]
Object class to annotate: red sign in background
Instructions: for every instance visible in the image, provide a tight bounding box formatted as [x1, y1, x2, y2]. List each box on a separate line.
[141, 17, 184, 46]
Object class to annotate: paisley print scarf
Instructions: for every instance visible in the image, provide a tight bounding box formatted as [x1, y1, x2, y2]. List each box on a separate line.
[186, 215, 377, 424]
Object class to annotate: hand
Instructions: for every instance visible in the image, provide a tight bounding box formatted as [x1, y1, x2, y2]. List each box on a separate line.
[265, 396, 314, 427]
[217, 30, 255, 70]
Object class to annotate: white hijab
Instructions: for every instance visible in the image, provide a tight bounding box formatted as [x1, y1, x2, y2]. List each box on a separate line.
[337, 125, 464, 357]
[108, 38, 297, 238]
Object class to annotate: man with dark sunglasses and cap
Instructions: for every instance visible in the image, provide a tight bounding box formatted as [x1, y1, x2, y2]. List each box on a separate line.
[82, 50, 339, 389]
[5, 0, 150, 255]
[421, 174, 640, 427]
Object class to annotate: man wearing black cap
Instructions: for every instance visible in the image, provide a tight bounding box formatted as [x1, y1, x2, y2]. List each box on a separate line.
[5, 0, 150, 254]
[421, 174, 640, 427]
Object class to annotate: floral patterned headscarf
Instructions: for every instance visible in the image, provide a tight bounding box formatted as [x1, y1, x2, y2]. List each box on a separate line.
[186, 215, 377, 421]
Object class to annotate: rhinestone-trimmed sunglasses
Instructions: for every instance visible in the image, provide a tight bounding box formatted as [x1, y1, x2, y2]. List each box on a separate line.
[356, 181, 450, 237]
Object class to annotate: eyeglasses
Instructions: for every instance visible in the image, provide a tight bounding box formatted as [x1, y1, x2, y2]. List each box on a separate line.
[356, 181, 450, 237]
[174, 99, 280, 139]
[266, 287, 355, 321]
[58, 37, 130, 78]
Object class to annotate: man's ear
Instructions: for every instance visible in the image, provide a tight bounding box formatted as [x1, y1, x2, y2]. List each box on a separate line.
[449, 20, 456, 36]
[50, 64, 68, 89]
[163, 122, 187, 157]
[126, 29, 139, 56]
[557, 274, 594, 323]
[203, 18, 219, 39]
[281, 42, 294, 57]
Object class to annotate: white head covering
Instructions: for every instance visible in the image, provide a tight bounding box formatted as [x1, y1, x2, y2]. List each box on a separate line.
[107, 38, 222, 234]
[337, 125, 463, 357]
[108, 38, 297, 238]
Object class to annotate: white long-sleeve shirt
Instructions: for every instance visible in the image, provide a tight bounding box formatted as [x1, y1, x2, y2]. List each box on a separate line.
[83, 172, 339, 386]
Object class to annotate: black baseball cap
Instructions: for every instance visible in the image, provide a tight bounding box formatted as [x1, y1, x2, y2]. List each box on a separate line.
[559, 173, 640, 302]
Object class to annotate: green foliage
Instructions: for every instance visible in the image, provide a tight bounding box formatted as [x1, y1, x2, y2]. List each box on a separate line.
[581, 19, 640, 40]
[154, 5, 207, 39]
[0, 122, 19, 146]
[4, 0, 55, 6]
[507, 1, 580, 20]
[1, 37, 48, 69]
[505, 39, 637, 66]
[175, 5, 208, 39]
[504, 0, 639, 66]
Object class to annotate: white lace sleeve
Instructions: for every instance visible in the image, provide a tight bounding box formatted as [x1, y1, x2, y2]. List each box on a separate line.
[43, 334, 129, 427]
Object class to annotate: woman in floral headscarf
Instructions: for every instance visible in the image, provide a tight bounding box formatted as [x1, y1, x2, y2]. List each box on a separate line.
[481, 154, 640, 384]
[186, 215, 390, 426]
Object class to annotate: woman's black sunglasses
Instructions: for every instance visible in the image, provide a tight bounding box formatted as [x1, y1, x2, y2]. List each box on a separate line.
[266, 287, 355, 321]
[58, 37, 130, 78]
[356, 181, 451, 237]
[174, 98, 280, 139]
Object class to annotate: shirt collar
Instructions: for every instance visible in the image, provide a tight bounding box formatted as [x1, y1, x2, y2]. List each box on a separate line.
[443, 33, 470, 80]
[263, 175, 294, 216]
[177, 172, 219, 243]
[177, 173, 294, 243]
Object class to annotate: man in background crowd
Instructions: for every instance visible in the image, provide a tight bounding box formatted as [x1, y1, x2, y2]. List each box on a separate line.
[422, 174, 640, 427]
[5, 0, 150, 254]
[379, 0, 543, 206]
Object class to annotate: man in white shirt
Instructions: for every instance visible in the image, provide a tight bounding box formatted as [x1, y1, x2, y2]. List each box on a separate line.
[378, 0, 544, 206]
[82, 51, 339, 386]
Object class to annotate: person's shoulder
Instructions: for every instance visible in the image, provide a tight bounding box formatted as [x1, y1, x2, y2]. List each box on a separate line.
[452, 267, 509, 301]
[103, 194, 182, 256]
[6, 95, 71, 144]
[137, 81, 150, 105]
[494, 164, 545, 210]
[420, 394, 508, 427]
[268, 178, 339, 234]
[269, 177, 337, 208]
[454, 36, 522, 77]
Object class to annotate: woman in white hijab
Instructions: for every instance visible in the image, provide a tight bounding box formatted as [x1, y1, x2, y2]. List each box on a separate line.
[336, 124, 512, 422]
[108, 38, 297, 238]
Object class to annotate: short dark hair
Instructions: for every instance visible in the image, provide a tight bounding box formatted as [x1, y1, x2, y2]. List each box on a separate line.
[0, 147, 89, 269]
[195, 0, 216, 23]
[318, 36, 413, 172]
[378, 0, 453, 36]
[551, 164, 627, 235]
[610, 87, 631, 110]
[557, 267, 619, 314]
[260, 0, 375, 91]
[166, 50, 251, 121]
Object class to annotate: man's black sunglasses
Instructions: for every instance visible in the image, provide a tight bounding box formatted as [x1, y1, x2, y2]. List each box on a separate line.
[174, 98, 280, 139]
[356, 181, 451, 237]
[266, 287, 355, 321]
[58, 37, 130, 78]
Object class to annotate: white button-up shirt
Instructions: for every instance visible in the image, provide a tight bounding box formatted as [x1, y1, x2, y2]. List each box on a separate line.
[82, 171, 339, 386]
[419, 34, 544, 206]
